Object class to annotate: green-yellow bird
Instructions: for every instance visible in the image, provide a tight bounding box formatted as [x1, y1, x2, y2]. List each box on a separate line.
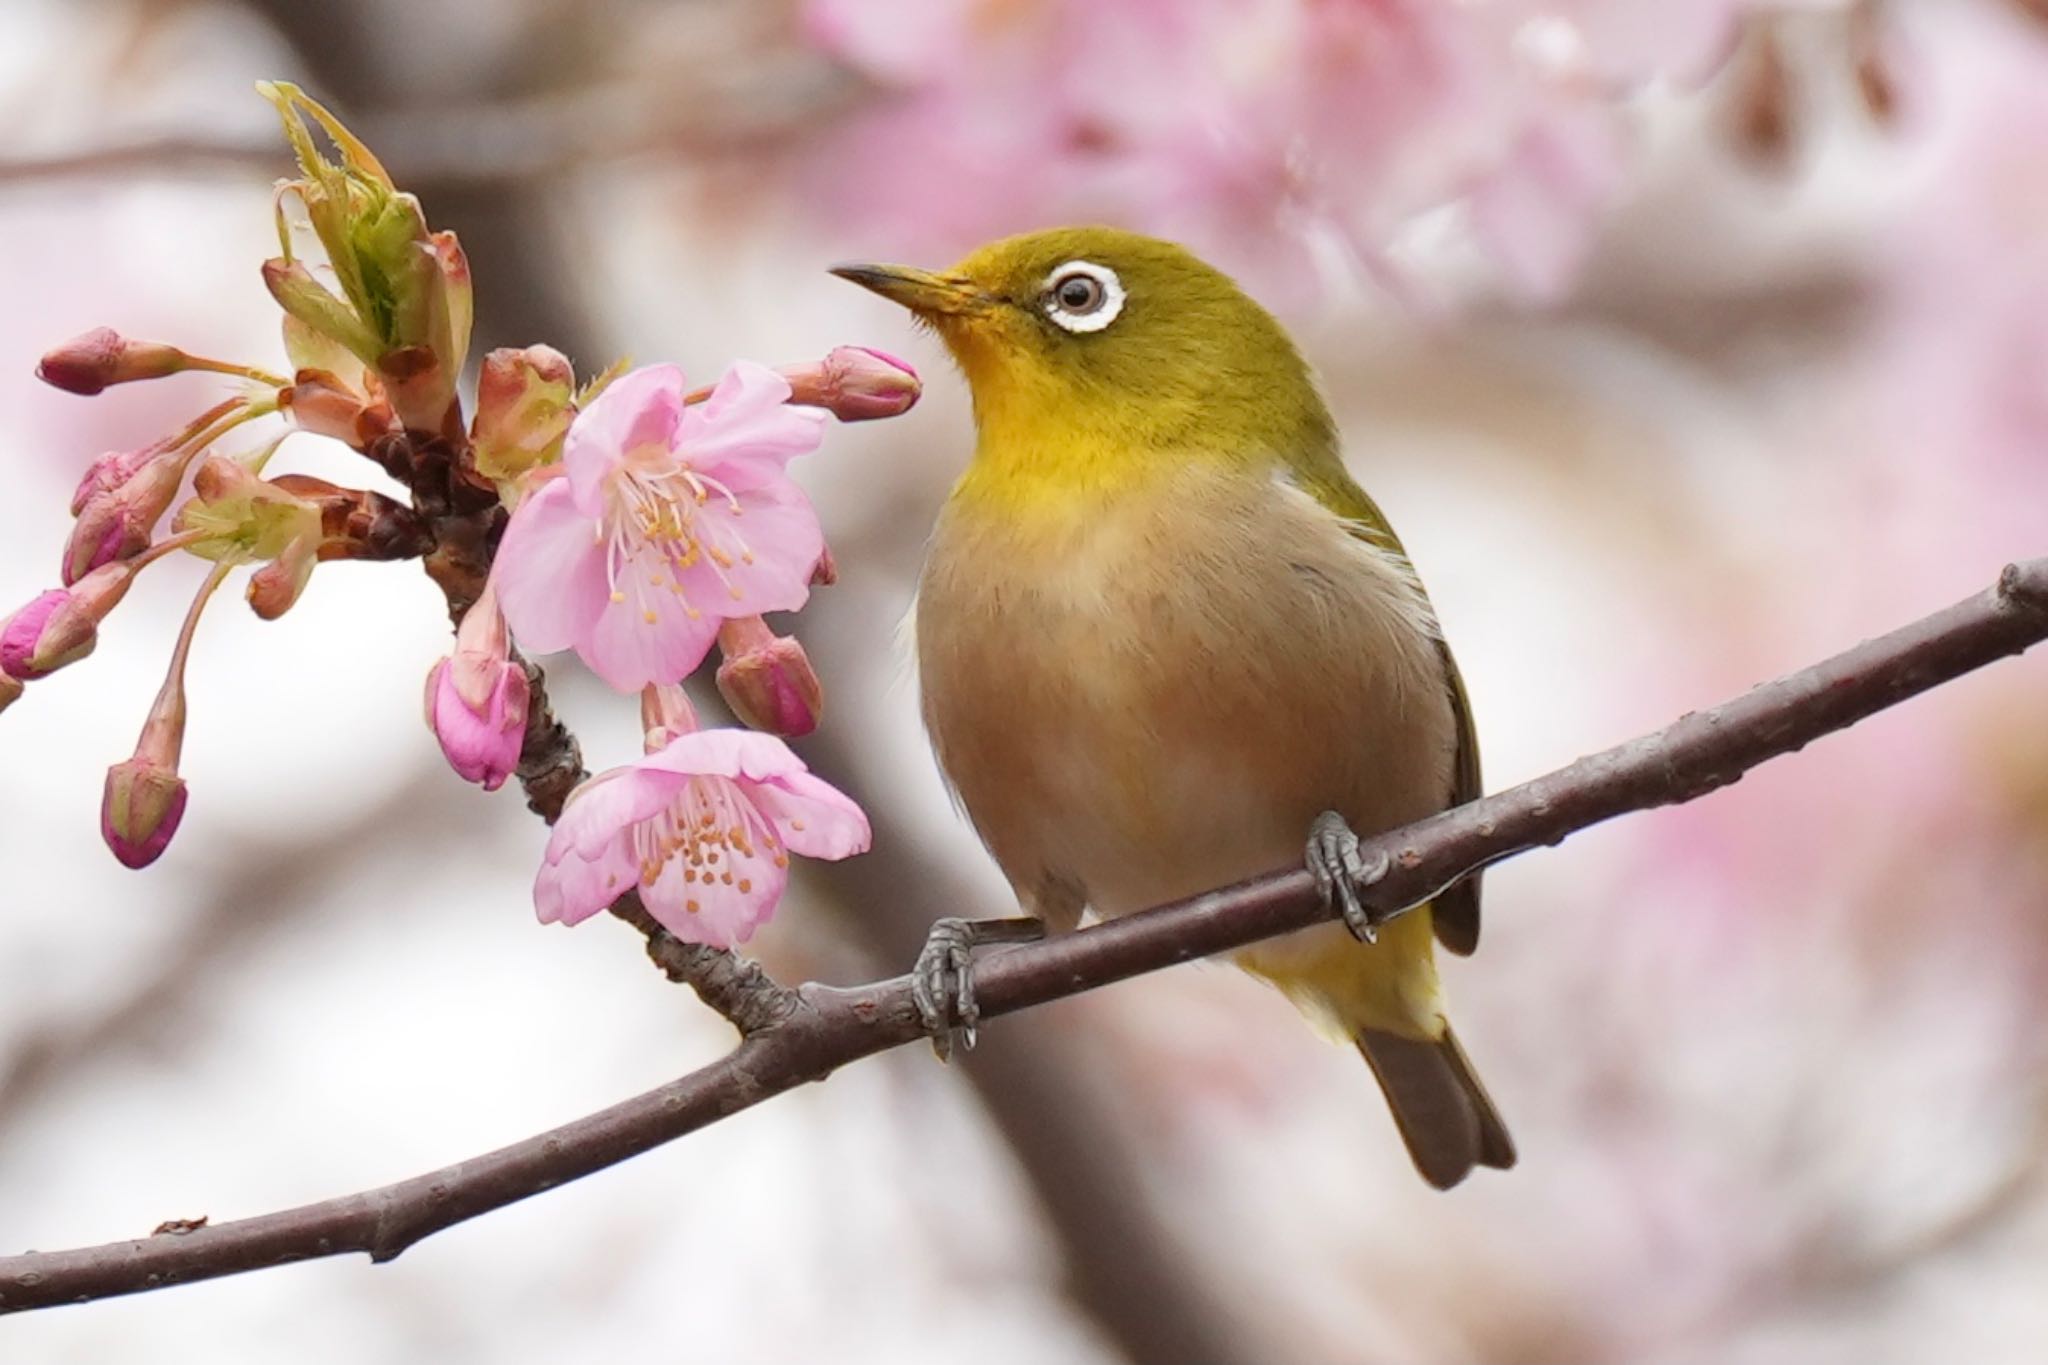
[833, 227, 1514, 1189]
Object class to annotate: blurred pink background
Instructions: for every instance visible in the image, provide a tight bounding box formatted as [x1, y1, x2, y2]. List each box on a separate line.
[2, 1, 2046, 1361]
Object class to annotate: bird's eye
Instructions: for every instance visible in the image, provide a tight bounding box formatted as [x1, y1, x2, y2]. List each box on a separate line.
[1056, 274, 1102, 311]
[1040, 260, 1125, 333]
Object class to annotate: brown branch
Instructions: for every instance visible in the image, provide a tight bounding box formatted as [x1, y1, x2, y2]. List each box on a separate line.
[0, 73, 863, 192]
[3, 557, 2042, 1314]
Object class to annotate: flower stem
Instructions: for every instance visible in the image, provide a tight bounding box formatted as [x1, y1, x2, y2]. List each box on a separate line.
[163, 398, 248, 453]
[181, 395, 281, 458]
[185, 356, 292, 388]
[129, 527, 214, 571]
[140, 563, 231, 768]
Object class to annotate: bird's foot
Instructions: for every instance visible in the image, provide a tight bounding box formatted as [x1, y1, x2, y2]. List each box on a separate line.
[910, 916, 1047, 1060]
[1307, 810, 1392, 943]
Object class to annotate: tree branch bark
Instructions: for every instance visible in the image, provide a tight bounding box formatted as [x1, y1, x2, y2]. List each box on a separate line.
[3, 557, 2041, 1314]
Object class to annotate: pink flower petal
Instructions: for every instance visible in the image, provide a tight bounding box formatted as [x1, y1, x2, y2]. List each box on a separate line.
[534, 835, 636, 926]
[745, 770, 873, 860]
[577, 561, 727, 691]
[681, 362, 827, 491]
[564, 363, 687, 514]
[637, 727, 811, 783]
[640, 842, 788, 948]
[550, 767, 680, 862]
[493, 478, 612, 655]
[674, 479, 824, 618]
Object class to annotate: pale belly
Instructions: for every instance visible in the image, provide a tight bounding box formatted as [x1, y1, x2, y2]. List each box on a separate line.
[915, 465, 1458, 931]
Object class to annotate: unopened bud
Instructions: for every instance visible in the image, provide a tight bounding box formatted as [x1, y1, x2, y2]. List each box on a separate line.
[714, 616, 823, 737]
[473, 344, 576, 482]
[0, 561, 137, 679]
[782, 346, 922, 422]
[63, 455, 186, 584]
[640, 682, 700, 752]
[37, 328, 189, 396]
[436, 231, 473, 375]
[100, 561, 216, 868]
[426, 586, 529, 790]
[0, 669, 21, 715]
[70, 447, 154, 516]
[101, 758, 188, 869]
[246, 535, 317, 620]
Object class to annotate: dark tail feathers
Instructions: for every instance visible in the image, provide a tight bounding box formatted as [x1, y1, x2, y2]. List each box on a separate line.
[1355, 1025, 1516, 1189]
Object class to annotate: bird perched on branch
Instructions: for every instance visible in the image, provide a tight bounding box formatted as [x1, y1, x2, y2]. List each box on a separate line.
[833, 228, 1513, 1189]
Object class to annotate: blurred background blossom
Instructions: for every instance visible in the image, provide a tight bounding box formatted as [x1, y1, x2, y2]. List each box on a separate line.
[3, 0, 2047, 1361]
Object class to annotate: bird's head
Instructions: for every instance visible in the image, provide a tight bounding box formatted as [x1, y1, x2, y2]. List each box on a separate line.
[832, 227, 1332, 469]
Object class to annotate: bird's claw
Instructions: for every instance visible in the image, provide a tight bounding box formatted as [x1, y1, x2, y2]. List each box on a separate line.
[1307, 810, 1391, 943]
[910, 916, 1046, 1060]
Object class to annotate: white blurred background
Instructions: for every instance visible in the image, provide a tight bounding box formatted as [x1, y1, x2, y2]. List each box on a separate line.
[3, 1, 2047, 1361]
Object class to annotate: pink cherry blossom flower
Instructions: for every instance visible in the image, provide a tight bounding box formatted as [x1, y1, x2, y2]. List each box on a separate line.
[424, 583, 530, 791]
[493, 362, 827, 692]
[535, 727, 870, 948]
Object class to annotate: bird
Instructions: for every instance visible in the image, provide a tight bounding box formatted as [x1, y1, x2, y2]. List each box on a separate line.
[832, 227, 1513, 1189]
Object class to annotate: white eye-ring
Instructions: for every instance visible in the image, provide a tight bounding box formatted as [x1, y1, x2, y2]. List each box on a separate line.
[1040, 260, 1125, 333]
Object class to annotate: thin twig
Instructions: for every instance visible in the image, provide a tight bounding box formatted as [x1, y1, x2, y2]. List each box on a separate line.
[0, 70, 862, 192]
[3, 557, 2041, 1314]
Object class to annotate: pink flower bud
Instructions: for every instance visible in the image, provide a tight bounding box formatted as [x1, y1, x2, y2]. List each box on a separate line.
[714, 616, 824, 737]
[70, 447, 155, 515]
[0, 561, 137, 679]
[640, 682, 700, 752]
[97, 561, 216, 868]
[0, 669, 21, 715]
[36, 328, 189, 396]
[782, 346, 922, 422]
[101, 757, 188, 868]
[426, 659, 529, 791]
[63, 454, 186, 584]
[424, 586, 528, 790]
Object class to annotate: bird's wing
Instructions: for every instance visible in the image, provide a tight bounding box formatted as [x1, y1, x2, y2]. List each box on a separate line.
[1293, 461, 1484, 955]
